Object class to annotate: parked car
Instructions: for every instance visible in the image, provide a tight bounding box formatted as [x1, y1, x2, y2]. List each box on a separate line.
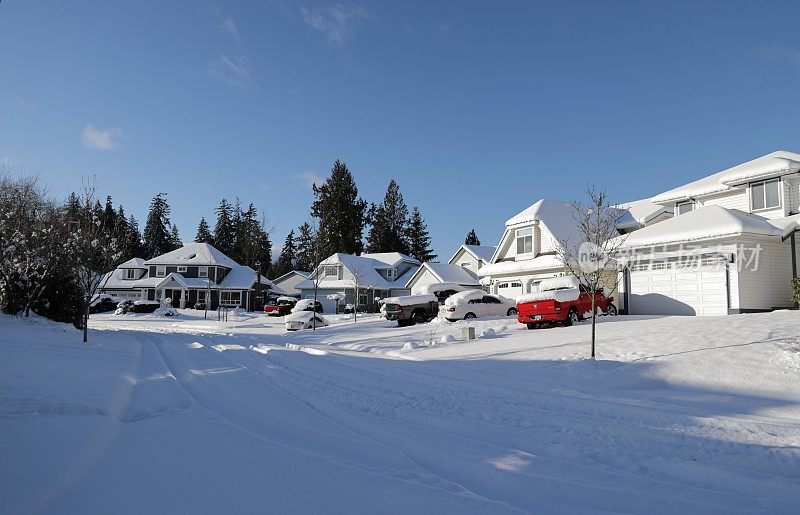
[291, 299, 324, 313]
[264, 296, 297, 316]
[438, 289, 517, 321]
[132, 300, 160, 313]
[381, 294, 440, 326]
[89, 295, 119, 314]
[413, 282, 467, 304]
[285, 311, 329, 331]
[516, 276, 616, 329]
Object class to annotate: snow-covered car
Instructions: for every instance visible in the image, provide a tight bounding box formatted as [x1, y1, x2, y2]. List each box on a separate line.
[381, 294, 439, 326]
[438, 289, 517, 321]
[285, 311, 329, 331]
[291, 298, 324, 314]
[412, 282, 467, 304]
[516, 276, 616, 329]
[89, 295, 119, 314]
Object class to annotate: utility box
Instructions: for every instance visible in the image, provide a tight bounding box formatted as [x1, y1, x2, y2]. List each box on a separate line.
[461, 326, 476, 341]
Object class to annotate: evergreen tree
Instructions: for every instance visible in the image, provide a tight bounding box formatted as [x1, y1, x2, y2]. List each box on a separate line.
[407, 207, 437, 262]
[465, 228, 481, 246]
[213, 198, 235, 255]
[294, 222, 317, 272]
[125, 215, 144, 259]
[366, 179, 410, 254]
[169, 224, 182, 250]
[65, 191, 80, 221]
[195, 217, 213, 243]
[311, 160, 367, 257]
[142, 193, 173, 259]
[272, 229, 297, 278]
[102, 196, 117, 232]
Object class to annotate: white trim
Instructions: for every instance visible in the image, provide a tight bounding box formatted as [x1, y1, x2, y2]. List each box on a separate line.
[198, 266, 208, 278]
[749, 178, 781, 212]
[156, 265, 166, 277]
[676, 200, 694, 215]
[177, 266, 187, 273]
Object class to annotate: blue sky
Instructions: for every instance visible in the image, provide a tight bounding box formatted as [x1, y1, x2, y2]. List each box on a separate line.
[2, 1, 800, 260]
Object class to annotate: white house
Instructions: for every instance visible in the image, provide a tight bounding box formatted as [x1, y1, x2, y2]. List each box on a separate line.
[271, 270, 310, 298]
[405, 244, 496, 294]
[296, 252, 420, 313]
[99, 243, 281, 310]
[617, 150, 800, 316]
[477, 199, 588, 298]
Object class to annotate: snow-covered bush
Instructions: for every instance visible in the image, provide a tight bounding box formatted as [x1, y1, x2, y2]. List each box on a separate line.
[792, 278, 800, 306]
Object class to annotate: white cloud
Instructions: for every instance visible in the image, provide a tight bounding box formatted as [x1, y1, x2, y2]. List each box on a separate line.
[81, 124, 122, 151]
[292, 171, 325, 190]
[207, 54, 253, 88]
[220, 15, 241, 41]
[300, 3, 369, 45]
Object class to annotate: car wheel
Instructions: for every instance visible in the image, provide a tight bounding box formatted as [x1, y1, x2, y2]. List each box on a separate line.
[507, 307, 517, 316]
[398, 319, 411, 327]
[526, 323, 537, 330]
[464, 312, 476, 319]
[605, 303, 617, 316]
[565, 308, 579, 326]
[412, 310, 427, 325]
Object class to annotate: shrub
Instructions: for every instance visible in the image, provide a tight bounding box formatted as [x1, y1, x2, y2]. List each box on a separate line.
[791, 277, 800, 306]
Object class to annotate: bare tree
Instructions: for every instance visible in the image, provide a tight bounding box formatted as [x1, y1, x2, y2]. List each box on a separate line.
[69, 178, 123, 342]
[347, 258, 371, 322]
[557, 185, 627, 359]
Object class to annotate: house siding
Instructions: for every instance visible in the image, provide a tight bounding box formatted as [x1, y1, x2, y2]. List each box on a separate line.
[700, 191, 749, 211]
[451, 248, 479, 273]
[736, 238, 794, 311]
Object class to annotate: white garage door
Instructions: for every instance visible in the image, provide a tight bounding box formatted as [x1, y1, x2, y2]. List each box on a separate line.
[629, 258, 728, 316]
[496, 281, 524, 300]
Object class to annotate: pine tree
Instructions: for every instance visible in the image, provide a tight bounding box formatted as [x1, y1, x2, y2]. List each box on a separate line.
[195, 217, 213, 243]
[102, 196, 117, 232]
[272, 229, 297, 278]
[366, 179, 410, 254]
[213, 198, 235, 255]
[311, 160, 367, 257]
[295, 222, 317, 272]
[169, 224, 182, 250]
[407, 207, 437, 262]
[142, 193, 173, 259]
[120, 213, 144, 261]
[465, 228, 481, 246]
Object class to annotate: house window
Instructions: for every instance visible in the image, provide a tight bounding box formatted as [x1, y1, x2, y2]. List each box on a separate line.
[220, 291, 241, 306]
[322, 265, 339, 278]
[156, 266, 166, 277]
[124, 269, 137, 280]
[676, 201, 694, 215]
[386, 269, 394, 279]
[460, 262, 470, 268]
[197, 290, 207, 302]
[516, 228, 533, 255]
[198, 266, 208, 278]
[751, 179, 780, 211]
[177, 266, 187, 273]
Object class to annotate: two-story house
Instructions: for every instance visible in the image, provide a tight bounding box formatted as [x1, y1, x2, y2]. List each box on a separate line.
[99, 243, 281, 310]
[405, 244, 496, 294]
[617, 150, 800, 316]
[295, 252, 420, 313]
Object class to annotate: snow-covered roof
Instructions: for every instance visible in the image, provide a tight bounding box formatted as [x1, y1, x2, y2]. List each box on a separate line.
[615, 198, 672, 230]
[619, 206, 791, 248]
[296, 253, 420, 291]
[156, 273, 213, 290]
[652, 151, 800, 204]
[406, 262, 480, 288]
[131, 276, 163, 288]
[499, 199, 583, 257]
[477, 254, 563, 277]
[451, 245, 496, 265]
[272, 270, 310, 283]
[219, 265, 281, 291]
[117, 257, 146, 269]
[144, 243, 239, 268]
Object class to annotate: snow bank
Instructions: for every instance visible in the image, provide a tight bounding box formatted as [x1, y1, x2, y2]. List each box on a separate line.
[382, 294, 437, 307]
[444, 289, 485, 307]
[153, 306, 178, 317]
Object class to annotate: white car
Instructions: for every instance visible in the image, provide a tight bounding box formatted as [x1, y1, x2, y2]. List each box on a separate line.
[285, 311, 329, 331]
[438, 289, 517, 321]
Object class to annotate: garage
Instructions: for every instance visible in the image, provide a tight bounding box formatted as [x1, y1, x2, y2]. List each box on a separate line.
[628, 258, 729, 316]
[496, 281, 524, 299]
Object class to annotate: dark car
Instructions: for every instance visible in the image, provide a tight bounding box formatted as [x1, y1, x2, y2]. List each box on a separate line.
[89, 296, 118, 314]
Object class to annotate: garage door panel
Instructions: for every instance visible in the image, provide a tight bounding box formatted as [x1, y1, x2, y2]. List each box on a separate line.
[630, 264, 728, 316]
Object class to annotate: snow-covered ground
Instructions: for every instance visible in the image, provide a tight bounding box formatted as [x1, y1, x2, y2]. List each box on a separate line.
[2, 309, 800, 513]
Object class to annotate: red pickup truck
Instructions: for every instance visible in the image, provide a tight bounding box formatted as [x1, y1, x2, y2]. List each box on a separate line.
[516, 276, 616, 329]
[264, 297, 297, 316]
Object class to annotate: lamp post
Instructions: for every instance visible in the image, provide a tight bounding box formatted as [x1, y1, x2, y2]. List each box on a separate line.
[254, 260, 261, 313]
[204, 278, 211, 320]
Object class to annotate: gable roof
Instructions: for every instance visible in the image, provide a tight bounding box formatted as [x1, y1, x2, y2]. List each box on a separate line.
[219, 266, 282, 291]
[619, 205, 792, 248]
[144, 243, 238, 268]
[272, 270, 310, 284]
[117, 257, 147, 269]
[492, 199, 583, 262]
[615, 197, 673, 230]
[405, 262, 481, 288]
[295, 252, 420, 290]
[449, 244, 496, 265]
[652, 150, 800, 204]
[360, 252, 418, 268]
